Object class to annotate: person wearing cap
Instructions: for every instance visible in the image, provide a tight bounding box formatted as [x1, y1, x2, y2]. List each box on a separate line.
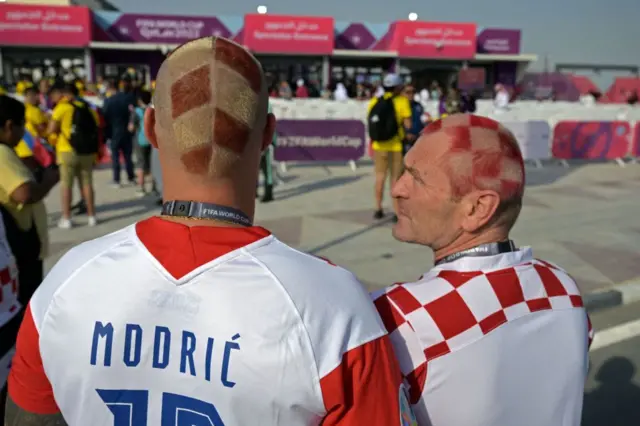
[367, 73, 412, 221]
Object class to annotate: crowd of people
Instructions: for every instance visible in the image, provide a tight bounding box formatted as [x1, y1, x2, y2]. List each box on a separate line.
[0, 36, 594, 426]
[0, 75, 160, 420]
[269, 76, 480, 108]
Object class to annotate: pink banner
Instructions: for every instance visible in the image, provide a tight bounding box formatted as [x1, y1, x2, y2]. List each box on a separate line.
[0, 4, 90, 47]
[243, 14, 334, 55]
[391, 21, 477, 59]
[552, 121, 631, 160]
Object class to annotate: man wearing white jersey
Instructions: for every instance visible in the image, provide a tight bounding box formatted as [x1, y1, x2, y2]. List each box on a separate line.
[6, 37, 413, 426]
[373, 114, 593, 426]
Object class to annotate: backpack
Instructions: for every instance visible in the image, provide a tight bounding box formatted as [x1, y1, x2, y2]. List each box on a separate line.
[69, 99, 99, 155]
[367, 95, 398, 141]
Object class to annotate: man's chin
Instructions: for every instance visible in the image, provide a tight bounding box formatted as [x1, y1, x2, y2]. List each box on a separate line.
[391, 222, 411, 243]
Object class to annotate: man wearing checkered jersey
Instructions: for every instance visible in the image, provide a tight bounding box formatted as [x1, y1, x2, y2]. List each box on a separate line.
[373, 114, 592, 426]
[5, 37, 411, 426]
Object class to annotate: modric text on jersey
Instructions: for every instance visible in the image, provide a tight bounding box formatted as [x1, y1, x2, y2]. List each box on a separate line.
[90, 321, 241, 388]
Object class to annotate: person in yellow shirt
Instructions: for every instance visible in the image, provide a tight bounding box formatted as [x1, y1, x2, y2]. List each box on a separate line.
[14, 87, 48, 169]
[0, 95, 59, 308]
[367, 73, 412, 222]
[47, 83, 99, 229]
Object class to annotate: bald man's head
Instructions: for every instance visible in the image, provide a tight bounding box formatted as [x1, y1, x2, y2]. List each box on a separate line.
[150, 36, 271, 178]
[408, 114, 525, 232]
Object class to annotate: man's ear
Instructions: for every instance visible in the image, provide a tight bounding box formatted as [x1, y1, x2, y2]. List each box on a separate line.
[144, 107, 158, 149]
[460, 190, 501, 233]
[261, 113, 276, 152]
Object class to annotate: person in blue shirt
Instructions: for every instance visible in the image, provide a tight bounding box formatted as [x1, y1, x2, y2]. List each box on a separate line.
[103, 75, 136, 187]
[402, 84, 424, 155]
[132, 90, 154, 197]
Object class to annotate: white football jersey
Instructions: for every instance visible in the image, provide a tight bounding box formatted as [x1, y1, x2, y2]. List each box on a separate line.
[373, 248, 592, 426]
[8, 217, 410, 425]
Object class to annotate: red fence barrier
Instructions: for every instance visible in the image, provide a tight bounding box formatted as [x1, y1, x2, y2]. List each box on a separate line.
[633, 123, 640, 157]
[552, 121, 631, 160]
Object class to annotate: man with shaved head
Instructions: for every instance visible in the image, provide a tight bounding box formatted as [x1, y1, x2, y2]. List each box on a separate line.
[373, 114, 592, 426]
[5, 37, 412, 426]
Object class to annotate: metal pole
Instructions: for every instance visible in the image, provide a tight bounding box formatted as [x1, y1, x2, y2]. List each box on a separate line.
[84, 48, 94, 83]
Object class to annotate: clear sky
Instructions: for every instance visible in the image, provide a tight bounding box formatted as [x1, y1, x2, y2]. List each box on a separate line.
[107, 0, 639, 89]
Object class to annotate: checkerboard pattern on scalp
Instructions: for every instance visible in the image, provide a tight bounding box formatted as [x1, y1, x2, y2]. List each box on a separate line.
[374, 258, 593, 404]
[423, 114, 525, 199]
[153, 36, 265, 175]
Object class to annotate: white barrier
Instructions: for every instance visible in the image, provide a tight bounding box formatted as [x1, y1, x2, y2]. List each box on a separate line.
[501, 121, 551, 161]
[266, 99, 640, 124]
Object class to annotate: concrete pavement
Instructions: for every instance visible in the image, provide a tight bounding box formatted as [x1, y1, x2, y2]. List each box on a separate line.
[584, 300, 640, 425]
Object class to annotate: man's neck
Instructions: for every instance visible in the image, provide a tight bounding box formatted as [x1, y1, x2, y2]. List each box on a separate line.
[160, 216, 249, 228]
[434, 228, 510, 263]
[162, 187, 255, 228]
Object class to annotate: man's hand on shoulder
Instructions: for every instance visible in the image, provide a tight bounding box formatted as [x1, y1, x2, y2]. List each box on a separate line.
[4, 395, 67, 426]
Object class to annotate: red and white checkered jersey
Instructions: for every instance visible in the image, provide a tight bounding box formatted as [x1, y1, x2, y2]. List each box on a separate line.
[0, 217, 19, 386]
[0, 217, 18, 328]
[8, 217, 408, 425]
[373, 248, 593, 426]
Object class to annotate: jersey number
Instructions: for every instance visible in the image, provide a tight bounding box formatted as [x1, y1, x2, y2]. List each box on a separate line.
[97, 389, 225, 425]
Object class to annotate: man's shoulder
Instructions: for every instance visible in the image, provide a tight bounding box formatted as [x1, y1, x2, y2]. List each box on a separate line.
[250, 240, 369, 298]
[0, 144, 27, 170]
[367, 96, 378, 110]
[251, 240, 386, 371]
[392, 95, 410, 106]
[52, 101, 73, 116]
[30, 226, 135, 324]
[376, 261, 585, 360]
[0, 143, 17, 160]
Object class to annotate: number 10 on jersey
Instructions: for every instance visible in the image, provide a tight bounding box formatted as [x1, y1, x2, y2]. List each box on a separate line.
[97, 389, 225, 425]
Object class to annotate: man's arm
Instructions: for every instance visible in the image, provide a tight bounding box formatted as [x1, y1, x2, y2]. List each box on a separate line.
[373, 290, 428, 404]
[319, 335, 409, 425]
[5, 305, 62, 425]
[401, 101, 413, 131]
[0, 149, 58, 205]
[45, 115, 60, 137]
[4, 396, 67, 426]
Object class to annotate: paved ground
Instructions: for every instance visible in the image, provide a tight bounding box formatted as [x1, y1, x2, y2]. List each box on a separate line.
[41, 161, 640, 425]
[45, 161, 640, 296]
[586, 301, 640, 425]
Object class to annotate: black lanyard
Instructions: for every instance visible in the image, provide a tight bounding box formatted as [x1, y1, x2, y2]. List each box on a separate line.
[434, 240, 517, 266]
[161, 201, 252, 227]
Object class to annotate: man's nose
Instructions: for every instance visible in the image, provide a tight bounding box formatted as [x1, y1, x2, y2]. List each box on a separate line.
[391, 177, 405, 199]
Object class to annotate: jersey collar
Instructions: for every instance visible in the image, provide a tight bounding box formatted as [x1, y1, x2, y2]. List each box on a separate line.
[430, 247, 534, 274]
